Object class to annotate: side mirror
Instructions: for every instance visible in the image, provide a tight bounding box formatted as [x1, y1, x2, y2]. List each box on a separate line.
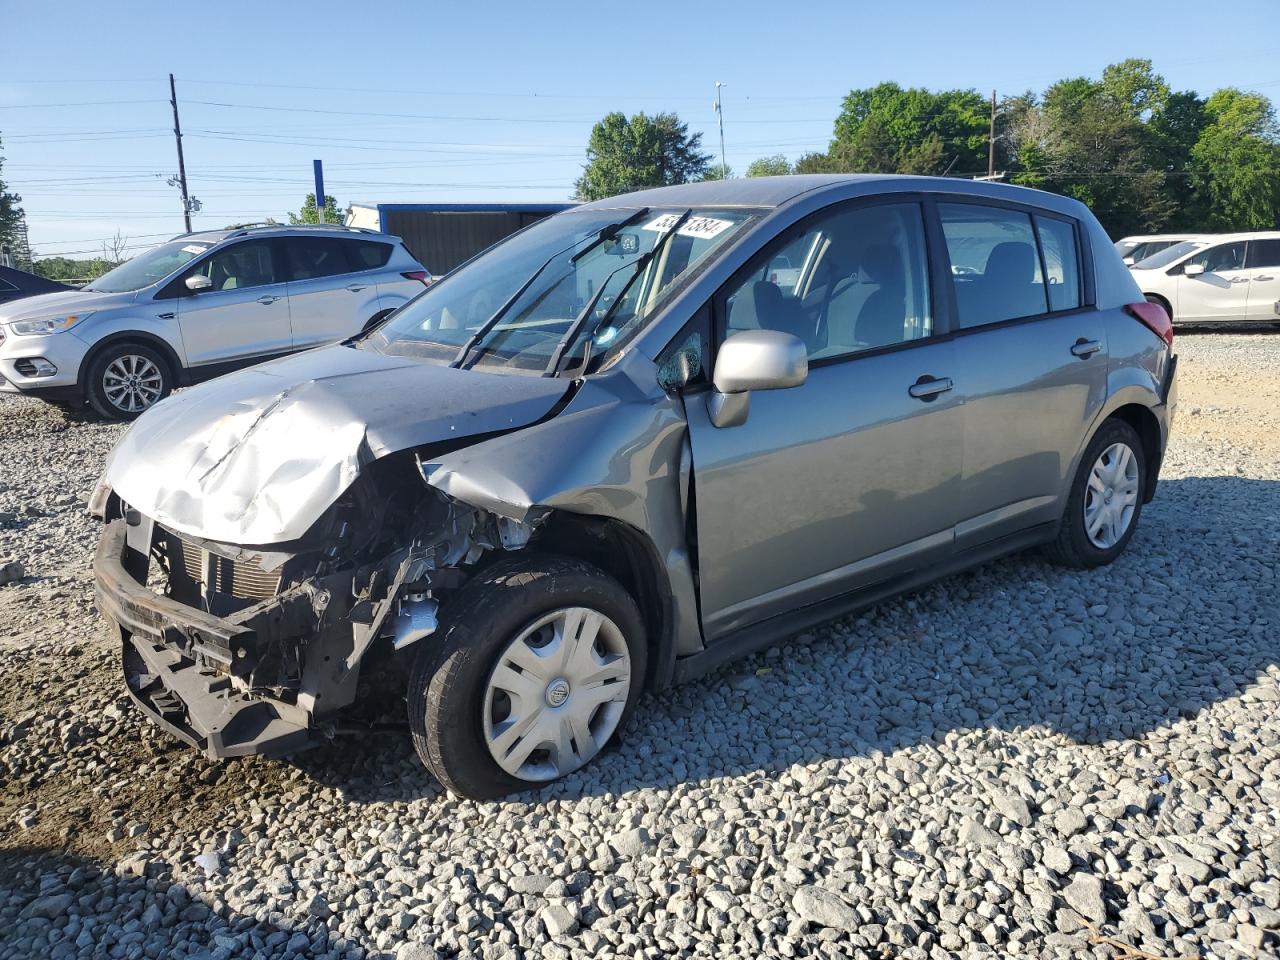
[706, 330, 808, 428]
[1123, 256, 1135, 265]
[185, 274, 213, 292]
[1183, 262, 1205, 277]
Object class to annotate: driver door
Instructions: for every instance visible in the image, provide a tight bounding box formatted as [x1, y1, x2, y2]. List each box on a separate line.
[683, 199, 963, 640]
[1176, 240, 1249, 322]
[173, 239, 294, 369]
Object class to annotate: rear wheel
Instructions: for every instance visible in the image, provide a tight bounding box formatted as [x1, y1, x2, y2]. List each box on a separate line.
[1045, 418, 1146, 569]
[86, 343, 172, 420]
[408, 555, 646, 799]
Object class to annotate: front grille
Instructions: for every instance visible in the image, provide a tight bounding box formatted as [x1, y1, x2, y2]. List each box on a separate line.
[174, 535, 281, 603]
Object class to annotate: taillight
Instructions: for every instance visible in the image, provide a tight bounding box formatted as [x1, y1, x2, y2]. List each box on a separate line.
[402, 270, 431, 287]
[1125, 300, 1173, 347]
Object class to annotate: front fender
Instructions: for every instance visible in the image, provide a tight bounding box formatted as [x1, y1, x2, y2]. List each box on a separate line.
[425, 377, 704, 660]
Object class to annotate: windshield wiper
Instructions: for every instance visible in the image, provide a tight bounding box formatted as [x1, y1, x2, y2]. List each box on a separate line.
[451, 207, 650, 369]
[545, 208, 692, 377]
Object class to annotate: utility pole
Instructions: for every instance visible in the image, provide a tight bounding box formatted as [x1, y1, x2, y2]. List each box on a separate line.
[988, 89, 996, 179]
[714, 82, 727, 179]
[169, 73, 192, 232]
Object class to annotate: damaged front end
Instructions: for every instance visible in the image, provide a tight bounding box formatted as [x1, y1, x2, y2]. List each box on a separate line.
[93, 453, 538, 759]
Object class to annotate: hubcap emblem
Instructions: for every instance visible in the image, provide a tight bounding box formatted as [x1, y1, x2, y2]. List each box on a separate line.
[545, 678, 571, 708]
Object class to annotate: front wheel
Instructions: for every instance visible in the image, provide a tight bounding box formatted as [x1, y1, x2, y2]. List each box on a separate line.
[1045, 418, 1146, 569]
[86, 343, 173, 420]
[408, 555, 647, 799]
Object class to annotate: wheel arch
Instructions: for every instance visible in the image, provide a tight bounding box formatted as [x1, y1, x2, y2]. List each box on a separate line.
[1105, 402, 1163, 502]
[527, 512, 676, 693]
[79, 331, 184, 392]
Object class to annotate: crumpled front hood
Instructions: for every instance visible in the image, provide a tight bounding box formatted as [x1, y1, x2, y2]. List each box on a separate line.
[104, 344, 570, 545]
[0, 288, 135, 321]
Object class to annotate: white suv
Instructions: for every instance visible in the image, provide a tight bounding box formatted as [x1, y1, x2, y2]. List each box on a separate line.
[0, 224, 431, 418]
[1132, 232, 1280, 326]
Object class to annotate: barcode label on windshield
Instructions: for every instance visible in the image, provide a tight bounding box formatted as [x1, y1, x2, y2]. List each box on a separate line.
[642, 215, 733, 240]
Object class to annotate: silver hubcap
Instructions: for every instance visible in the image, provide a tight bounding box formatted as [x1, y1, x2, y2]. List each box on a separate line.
[1084, 441, 1139, 549]
[482, 606, 631, 782]
[102, 354, 163, 413]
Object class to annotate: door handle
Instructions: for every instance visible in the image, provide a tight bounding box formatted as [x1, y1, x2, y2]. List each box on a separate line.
[346, 283, 368, 292]
[908, 375, 953, 400]
[257, 295, 281, 305]
[1231, 277, 1249, 284]
[1255, 275, 1274, 281]
[1071, 338, 1102, 358]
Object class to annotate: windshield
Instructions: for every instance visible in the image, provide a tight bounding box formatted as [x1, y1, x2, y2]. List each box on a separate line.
[368, 207, 756, 374]
[87, 239, 214, 293]
[1132, 240, 1205, 270]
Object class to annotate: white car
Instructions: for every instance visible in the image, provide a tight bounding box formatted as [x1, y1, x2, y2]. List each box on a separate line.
[1130, 233, 1280, 325]
[1114, 234, 1203, 266]
[0, 225, 431, 419]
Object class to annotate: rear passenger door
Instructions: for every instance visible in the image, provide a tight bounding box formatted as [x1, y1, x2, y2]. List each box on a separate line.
[938, 202, 1108, 550]
[281, 237, 382, 347]
[1244, 238, 1280, 322]
[684, 198, 964, 640]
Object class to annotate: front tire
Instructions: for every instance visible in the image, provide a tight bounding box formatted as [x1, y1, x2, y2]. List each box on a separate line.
[408, 555, 647, 800]
[1045, 418, 1146, 569]
[86, 343, 172, 420]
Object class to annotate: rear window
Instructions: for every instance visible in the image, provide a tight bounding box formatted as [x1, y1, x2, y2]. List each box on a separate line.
[284, 237, 351, 281]
[344, 239, 393, 270]
[940, 204, 1048, 328]
[1036, 216, 1081, 312]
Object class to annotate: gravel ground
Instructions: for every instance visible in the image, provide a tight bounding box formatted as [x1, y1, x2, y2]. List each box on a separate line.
[1, 332, 1278, 960]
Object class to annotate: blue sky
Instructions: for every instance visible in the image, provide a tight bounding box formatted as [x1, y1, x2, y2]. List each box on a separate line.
[3, 0, 1279, 257]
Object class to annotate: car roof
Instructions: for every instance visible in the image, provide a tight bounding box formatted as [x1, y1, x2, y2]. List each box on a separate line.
[572, 173, 1093, 219]
[1191, 231, 1280, 242]
[173, 223, 392, 244]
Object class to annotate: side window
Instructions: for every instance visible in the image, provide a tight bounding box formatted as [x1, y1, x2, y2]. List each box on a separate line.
[0, 278, 17, 293]
[1246, 239, 1280, 269]
[190, 240, 278, 292]
[722, 202, 932, 361]
[1187, 241, 1246, 274]
[1035, 216, 1081, 311]
[285, 237, 352, 282]
[344, 239, 393, 270]
[939, 203, 1047, 328]
[656, 309, 710, 392]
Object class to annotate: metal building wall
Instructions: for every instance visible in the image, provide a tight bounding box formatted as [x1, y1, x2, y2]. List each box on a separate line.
[383, 210, 555, 274]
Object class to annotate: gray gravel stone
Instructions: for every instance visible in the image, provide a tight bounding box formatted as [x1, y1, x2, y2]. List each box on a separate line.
[1063, 874, 1106, 924]
[1, 333, 1278, 959]
[793, 886, 859, 931]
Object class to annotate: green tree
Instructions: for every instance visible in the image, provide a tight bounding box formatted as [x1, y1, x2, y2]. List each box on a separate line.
[574, 111, 712, 201]
[793, 151, 836, 174]
[1191, 88, 1280, 230]
[288, 193, 343, 225]
[1149, 91, 1209, 229]
[745, 155, 792, 177]
[826, 83, 988, 175]
[31, 256, 111, 281]
[0, 134, 23, 249]
[1005, 62, 1176, 237]
[701, 162, 734, 181]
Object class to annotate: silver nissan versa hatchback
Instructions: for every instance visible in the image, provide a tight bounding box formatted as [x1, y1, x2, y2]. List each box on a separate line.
[92, 176, 1177, 799]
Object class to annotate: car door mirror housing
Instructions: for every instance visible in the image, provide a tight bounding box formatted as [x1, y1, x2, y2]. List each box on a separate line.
[707, 330, 808, 428]
[1183, 262, 1205, 277]
[713, 330, 808, 393]
[185, 274, 213, 292]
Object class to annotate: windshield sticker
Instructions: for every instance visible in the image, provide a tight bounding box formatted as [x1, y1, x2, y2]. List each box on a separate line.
[181, 244, 210, 255]
[642, 214, 733, 240]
